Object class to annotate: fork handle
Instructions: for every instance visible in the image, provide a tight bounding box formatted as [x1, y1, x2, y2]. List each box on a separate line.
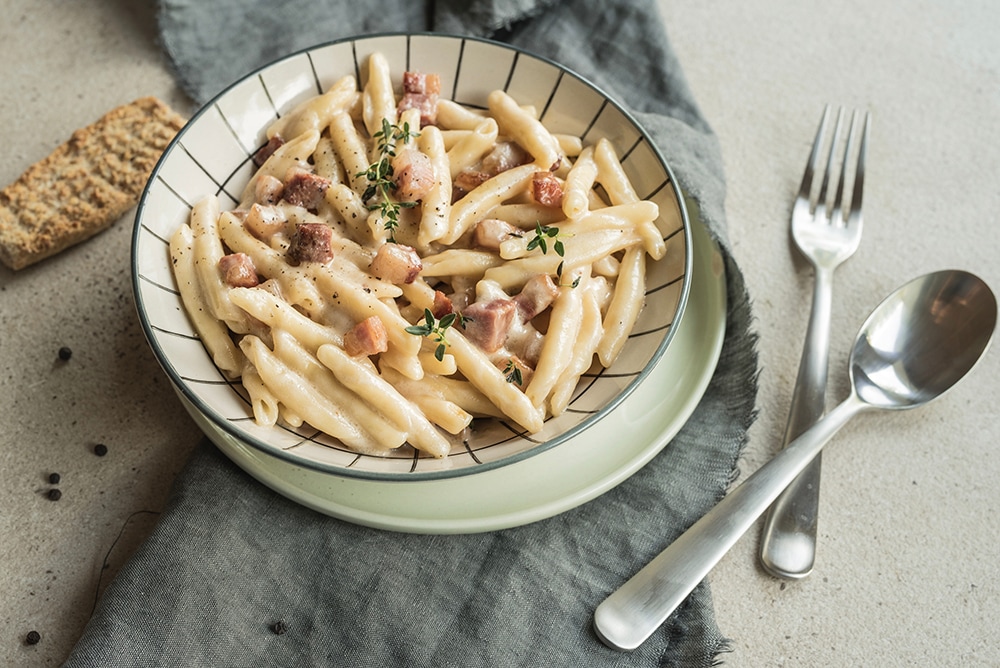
[758, 264, 834, 578]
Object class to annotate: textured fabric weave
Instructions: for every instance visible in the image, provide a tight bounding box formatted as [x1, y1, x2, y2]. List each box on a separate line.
[66, 1, 758, 665]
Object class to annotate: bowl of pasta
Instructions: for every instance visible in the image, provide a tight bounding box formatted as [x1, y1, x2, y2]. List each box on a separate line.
[132, 33, 694, 498]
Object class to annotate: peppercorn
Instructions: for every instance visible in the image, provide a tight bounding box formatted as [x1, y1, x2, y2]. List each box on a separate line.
[271, 620, 288, 635]
[25, 631, 41, 645]
[48, 473, 61, 484]
[47, 489, 62, 501]
[58, 347, 72, 361]
[93, 443, 108, 457]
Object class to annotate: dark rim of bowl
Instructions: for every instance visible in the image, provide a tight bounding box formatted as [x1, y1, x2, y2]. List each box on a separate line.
[131, 31, 693, 482]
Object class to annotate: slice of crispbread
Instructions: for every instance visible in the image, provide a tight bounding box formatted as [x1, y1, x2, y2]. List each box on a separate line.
[0, 96, 186, 270]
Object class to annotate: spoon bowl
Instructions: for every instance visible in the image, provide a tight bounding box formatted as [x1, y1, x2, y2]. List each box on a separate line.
[851, 270, 997, 409]
[594, 269, 997, 651]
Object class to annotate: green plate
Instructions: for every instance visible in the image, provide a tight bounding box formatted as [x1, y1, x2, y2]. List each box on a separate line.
[181, 201, 726, 533]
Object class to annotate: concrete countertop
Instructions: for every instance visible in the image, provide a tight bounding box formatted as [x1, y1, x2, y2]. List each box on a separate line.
[2, 1, 998, 665]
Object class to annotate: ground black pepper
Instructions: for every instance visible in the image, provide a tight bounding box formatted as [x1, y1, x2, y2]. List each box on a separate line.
[47, 489, 62, 501]
[93, 443, 108, 457]
[48, 472, 60, 484]
[58, 346, 72, 361]
[271, 620, 288, 635]
[25, 631, 41, 645]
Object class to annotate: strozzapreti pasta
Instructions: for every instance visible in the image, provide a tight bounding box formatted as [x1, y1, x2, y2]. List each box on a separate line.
[170, 52, 668, 458]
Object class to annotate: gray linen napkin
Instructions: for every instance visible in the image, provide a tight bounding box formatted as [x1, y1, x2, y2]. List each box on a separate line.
[65, 1, 758, 665]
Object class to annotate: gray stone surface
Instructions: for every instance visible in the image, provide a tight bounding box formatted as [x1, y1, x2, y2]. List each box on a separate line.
[2, 1, 998, 665]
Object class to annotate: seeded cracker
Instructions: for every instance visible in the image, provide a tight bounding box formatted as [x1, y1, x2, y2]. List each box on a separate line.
[0, 97, 186, 270]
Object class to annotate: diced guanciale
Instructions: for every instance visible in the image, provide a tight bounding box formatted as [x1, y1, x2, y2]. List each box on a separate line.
[452, 170, 491, 201]
[461, 299, 516, 353]
[288, 223, 334, 264]
[481, 142, 530, 175]
[218, 253, 259, 288]
[282, 169, 330, 210]
[403, 71, 441, 95]
[344, 316, 389, 357]
[397, 71, 441, 126]
[473, 218, 521, 250]
[514, 274, 560, 321]
[253, 134, 285, 166]
[369, 243, 422, 284]
[432, 290, 454, 319]
[255, 174, 284, 205]
[453, 142, 531, 201]
[391, 149, 435, 202]
[531, 171, 563, 207]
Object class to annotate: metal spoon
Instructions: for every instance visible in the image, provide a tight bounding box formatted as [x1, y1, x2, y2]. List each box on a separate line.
[594, 269, 997, 651]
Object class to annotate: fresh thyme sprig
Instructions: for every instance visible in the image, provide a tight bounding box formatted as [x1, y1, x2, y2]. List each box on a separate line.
[405, 308, 458, 361]
[526, 221, 566, 256]
[358, 119, 420, 242]
[526, 221, 579, 287]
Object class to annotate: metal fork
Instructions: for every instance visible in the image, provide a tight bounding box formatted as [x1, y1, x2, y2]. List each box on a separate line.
[758, 105, 871, 578]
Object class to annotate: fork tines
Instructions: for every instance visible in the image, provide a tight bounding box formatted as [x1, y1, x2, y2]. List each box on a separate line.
[801, 105, 871, 228]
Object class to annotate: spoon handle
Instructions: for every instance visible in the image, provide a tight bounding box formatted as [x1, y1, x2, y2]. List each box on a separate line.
[594, 395, 865, 652]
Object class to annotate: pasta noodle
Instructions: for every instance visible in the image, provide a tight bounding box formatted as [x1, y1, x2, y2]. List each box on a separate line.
[550, 274, 608, 416]
[446, 119, 499, 178]
[362, 52, 397, 137]
[487, 90, 562, 169]
[415, 125, 451, 247]
[170, 53, 672, 459]
[169, 223, 243, 378]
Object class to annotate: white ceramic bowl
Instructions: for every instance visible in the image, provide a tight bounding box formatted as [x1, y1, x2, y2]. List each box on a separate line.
[132, 33, 692, 483]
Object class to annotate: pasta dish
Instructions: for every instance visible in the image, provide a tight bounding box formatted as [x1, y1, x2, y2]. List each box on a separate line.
[169, 52, 668, 458]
